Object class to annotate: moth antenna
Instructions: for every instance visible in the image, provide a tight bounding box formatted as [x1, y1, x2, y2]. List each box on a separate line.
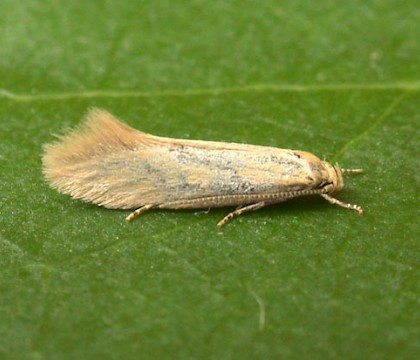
[341, 168, 363, 174]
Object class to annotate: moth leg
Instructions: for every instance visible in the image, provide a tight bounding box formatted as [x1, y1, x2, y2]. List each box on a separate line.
[321, 194, 363, 215]
[126, 204, 154, 222]
[217, 201, 270, 227]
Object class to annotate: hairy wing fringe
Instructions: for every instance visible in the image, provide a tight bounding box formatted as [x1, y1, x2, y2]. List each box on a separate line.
[42, 108, 156, 207]
[43, 108, 148, 165]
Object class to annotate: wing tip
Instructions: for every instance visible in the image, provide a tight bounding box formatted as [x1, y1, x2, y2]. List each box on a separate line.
[42, 108, 143, 193]
[42, 108, 138, 163]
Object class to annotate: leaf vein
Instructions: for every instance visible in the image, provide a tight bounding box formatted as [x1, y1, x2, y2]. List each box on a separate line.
[0, 81, 419, 102]
[333, 92, 406, 161]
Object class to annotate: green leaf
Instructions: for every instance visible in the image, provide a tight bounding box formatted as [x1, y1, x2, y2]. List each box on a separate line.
[1, 1, 418, 359]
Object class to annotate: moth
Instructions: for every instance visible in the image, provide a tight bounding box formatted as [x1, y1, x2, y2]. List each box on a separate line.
[42, 109, 363, 227]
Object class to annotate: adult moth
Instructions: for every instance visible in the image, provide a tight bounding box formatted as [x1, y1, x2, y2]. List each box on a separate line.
[42, 109, 363, 227]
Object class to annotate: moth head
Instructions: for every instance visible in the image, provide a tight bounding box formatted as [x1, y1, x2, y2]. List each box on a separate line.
[322, 162, 345, 193]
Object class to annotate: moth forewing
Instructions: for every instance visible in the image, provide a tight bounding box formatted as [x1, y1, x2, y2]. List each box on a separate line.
[42, 108, 364, 226]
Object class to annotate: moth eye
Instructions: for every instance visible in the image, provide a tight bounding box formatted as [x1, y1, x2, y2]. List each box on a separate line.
[319, 180, 333, 189]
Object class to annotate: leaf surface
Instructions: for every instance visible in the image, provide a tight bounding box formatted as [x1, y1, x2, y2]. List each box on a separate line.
[0, 1, 418, 359]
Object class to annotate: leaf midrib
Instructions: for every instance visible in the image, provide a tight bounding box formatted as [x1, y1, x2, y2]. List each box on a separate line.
[0, 81, 419, 102]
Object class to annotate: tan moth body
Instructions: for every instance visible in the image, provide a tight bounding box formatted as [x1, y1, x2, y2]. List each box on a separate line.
[42, 109, 363, 226]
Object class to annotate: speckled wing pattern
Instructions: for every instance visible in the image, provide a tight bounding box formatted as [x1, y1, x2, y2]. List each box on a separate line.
[43, 109, 328, 210]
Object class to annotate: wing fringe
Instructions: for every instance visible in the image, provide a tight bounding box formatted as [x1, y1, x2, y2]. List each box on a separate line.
[43, 108, 147, 166]
[42, 108, 153, 198]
